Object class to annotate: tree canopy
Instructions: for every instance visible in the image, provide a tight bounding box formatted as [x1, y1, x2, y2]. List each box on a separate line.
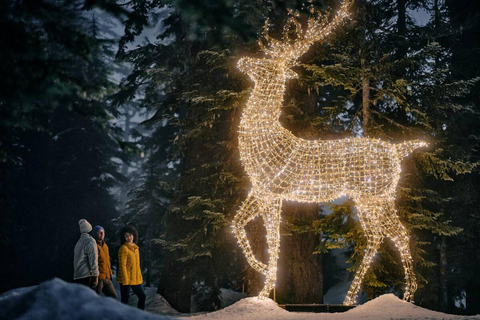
[1, 0, 479, 315]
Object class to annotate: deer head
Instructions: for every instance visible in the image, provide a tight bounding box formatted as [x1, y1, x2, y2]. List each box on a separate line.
[237, 0, 352, 82]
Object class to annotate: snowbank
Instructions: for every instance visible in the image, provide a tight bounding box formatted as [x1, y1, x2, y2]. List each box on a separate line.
[1, 279, 478, 320]
[343, 294, 477, 320]
[190, 293, 480, 320]
[190, 296, 289, 320]
[0, 278, 175, 320]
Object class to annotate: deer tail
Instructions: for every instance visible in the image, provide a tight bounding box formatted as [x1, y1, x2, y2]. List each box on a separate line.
[395, 140, 428, 159]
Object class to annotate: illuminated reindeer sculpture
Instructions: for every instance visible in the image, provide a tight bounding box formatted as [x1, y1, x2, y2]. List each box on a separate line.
[232, 0, 427, 305]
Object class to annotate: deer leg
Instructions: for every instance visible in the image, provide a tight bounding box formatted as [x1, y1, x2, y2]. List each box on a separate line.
[343, 234, 382, 305]
[382, 203, 417, 302]
[258, 198, 282, 300]
[344, 205, 383, 306]
[232, 192, 268, 274]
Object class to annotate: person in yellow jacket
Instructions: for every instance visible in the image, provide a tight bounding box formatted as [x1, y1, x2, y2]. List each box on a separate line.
[92, 225, 117, 299]
[117, 225, 146, 309]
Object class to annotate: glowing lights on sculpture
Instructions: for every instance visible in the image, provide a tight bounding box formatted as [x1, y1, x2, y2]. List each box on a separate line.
[232, 0, 427, 305]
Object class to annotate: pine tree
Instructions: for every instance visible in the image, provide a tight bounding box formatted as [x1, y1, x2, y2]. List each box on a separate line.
[108, 0, 266, 311]
[441, 0, 480, 314]
[0, 0, 123, 292]
[90, 0, 480, 312]
[297, 0, 478, 309]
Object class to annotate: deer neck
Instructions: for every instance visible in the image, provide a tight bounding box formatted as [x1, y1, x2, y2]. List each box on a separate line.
[240, 76, 286, 130]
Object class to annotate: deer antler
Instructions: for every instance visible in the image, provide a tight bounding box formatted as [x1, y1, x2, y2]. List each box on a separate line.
[261, 0, 352, 65]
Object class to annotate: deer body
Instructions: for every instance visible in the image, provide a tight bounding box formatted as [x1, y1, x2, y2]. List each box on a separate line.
[233, 1, 425, 305]
[240, 118, 407, 202]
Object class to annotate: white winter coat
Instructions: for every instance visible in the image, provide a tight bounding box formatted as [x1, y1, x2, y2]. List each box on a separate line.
[73, 233, 99, 279]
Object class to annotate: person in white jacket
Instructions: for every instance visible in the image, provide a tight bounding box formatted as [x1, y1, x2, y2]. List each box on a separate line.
[73, 219, 99, 289]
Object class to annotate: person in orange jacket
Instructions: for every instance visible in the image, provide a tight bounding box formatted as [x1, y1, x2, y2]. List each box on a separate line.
[117, 225, 146, 309]
[92, 225, 117, 299]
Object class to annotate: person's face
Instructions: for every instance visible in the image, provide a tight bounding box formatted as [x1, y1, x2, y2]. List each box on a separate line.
[97, 229, 105, 241]
[124, 232, 134, 244]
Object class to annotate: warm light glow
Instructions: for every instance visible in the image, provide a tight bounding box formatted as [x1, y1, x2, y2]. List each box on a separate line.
[232, 0, 426, 305]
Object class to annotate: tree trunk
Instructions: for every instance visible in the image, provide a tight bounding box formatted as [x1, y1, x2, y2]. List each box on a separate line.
[121, 108, 131, 177]
[284, 202, 323, 303]
[434, 0, 440, 30]
[359, 0, 370, 137]
[276, 75, 323, 304]
[396, 0, 407, 59]
[439, 236, 448, 311]
[361, 58, 370, 136]
[145, 226, 152, 287]
[158, 257, 192, 312]
[465, 281, 480, 315]
[244, 76, 324, 302]
[120, 107, 132, 206]
[245, 217, 268, 296]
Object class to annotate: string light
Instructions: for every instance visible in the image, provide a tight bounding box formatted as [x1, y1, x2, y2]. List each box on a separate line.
[232, 0, 426, 305]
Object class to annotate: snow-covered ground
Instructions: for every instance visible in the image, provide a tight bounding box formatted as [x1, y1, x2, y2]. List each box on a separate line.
[1, 278, 479, 320]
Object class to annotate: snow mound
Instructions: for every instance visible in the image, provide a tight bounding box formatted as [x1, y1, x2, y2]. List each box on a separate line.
[190, 297, 288, 320]
[0, 278, 174, 320]
[189, 294, 480, 320]
[1, 280, 478, 320]
[345, 294, 477, 320]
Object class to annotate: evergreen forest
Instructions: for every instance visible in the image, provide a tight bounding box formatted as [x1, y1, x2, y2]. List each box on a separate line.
[1, 0, 480, 315]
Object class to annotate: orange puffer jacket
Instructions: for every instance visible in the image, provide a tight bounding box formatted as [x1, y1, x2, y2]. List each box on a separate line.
[117, 243, 143, 286]
[97, 241, 113, 280]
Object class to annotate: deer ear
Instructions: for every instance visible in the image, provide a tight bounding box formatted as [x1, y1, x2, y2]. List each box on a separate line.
[285, 68, 299, 80]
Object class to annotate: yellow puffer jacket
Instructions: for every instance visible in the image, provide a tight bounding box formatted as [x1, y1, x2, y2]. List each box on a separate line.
[117, 243, 143, 286]
[97, 241, 113, 280]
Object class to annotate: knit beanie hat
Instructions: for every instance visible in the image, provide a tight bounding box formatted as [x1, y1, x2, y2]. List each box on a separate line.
[92, 225, 104, 239]
[79, 219, 92, 233]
